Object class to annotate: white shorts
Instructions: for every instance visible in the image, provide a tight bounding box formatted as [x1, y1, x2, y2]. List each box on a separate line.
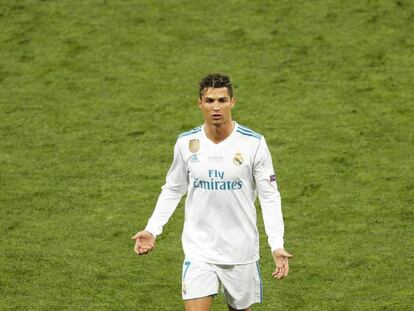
[181, 259, 263, 310]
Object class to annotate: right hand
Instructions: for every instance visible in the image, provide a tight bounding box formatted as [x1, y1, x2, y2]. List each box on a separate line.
[131, 230, 155, 255]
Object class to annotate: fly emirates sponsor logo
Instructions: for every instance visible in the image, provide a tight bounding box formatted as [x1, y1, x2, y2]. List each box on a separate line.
[193, 169, 243, 190]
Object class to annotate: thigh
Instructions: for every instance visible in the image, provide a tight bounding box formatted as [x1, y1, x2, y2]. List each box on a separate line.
[185, 296, 213, 311]
[182, 260, 220, 301]
[216, 261, 262, 310]
[227, 305, 252, 311]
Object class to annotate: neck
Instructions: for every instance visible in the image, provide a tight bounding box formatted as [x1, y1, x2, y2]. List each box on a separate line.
[204, 120, 234, 144]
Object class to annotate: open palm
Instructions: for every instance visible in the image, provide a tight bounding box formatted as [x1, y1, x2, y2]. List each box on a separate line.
[131, 230, 155, 255]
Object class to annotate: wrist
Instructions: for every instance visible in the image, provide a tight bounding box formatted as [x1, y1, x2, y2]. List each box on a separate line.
[273, 248, 284, 255]
[144, 229, 157, 239]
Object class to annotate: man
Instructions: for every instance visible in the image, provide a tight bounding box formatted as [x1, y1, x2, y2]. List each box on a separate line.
[132, 73, 292, 311]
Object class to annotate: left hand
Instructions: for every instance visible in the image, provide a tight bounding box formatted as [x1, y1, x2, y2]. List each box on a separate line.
[272, 248, 293, 279]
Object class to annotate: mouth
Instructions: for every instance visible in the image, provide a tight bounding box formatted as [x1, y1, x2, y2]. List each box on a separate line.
[212, 114, 222, 120]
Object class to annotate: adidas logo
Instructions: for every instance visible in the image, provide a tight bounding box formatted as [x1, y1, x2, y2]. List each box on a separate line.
[190, 155, 199, 162]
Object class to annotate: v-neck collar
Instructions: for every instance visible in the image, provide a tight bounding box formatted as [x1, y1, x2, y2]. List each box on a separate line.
[202, 121, 238, 146]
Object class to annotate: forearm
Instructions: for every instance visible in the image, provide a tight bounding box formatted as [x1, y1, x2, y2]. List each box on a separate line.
[145, 186, 184, 238]
[258, 181, 285, 252]
[145, 140, 187, 237]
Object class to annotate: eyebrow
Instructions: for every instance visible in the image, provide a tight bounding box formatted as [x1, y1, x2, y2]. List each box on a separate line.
[205, 96, 229, 100]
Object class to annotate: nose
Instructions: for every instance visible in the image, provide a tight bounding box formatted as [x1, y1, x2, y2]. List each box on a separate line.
[212, 100, 220, 110]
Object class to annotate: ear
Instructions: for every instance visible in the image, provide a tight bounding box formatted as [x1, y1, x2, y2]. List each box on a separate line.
[230, 97, 236, 108]
[197, 98, 202, 109]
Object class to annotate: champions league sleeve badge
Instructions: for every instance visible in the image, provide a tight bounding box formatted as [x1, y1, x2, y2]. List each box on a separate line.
[189, 139, 200, 153]
[233, 152, 244, 166]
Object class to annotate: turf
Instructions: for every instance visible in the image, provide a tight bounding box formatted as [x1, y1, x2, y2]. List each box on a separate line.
[0, 0, 413, 310]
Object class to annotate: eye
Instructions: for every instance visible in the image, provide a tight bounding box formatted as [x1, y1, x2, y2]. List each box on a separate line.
[205, 98, 214, 103]
[218, 98, 228, 103]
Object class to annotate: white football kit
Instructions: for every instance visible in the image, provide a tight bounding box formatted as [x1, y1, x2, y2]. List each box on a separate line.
[144, 122, 285, 306]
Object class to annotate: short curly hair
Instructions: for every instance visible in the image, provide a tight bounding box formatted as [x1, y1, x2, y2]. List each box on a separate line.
[199, 73, 233, 98]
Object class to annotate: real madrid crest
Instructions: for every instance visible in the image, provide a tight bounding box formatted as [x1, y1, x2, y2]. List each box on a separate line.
[189, 139, 200, 154]
[233, 152, 244, 166]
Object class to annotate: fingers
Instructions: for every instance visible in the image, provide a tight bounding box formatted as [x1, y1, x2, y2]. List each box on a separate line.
[133, 240, 141, 255]
[133, 235, 155, 255]
[138, 246, 153, 255]
[134, 239, 153, 255]
[272, 257, 289, 279]
[131, 231, 143, 240]
[132, 230, 146, 240]
[272, 265, 285, 279]
[284, 259, 289, 277]
[137, 247, 152, 255]
[271, 249, 293, 279]
[132, 230, 156, 242]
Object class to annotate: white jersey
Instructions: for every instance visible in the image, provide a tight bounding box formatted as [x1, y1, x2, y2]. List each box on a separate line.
[145, 122, 284, 264]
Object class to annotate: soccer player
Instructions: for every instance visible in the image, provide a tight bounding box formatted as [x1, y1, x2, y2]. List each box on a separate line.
[132, 73, 292, 311]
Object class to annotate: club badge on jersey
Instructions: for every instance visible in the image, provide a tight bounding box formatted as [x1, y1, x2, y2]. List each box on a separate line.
[189, 139, 200, 153]
[233, 152, 244, 166]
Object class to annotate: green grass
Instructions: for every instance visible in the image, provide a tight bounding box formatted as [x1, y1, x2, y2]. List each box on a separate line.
[1, 0, 413, 310]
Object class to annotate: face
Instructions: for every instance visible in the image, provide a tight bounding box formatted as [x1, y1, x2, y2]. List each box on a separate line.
[198, 87, 235, 127]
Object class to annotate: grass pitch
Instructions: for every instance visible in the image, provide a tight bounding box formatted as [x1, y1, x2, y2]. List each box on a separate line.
[0, 0, 413, 310]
